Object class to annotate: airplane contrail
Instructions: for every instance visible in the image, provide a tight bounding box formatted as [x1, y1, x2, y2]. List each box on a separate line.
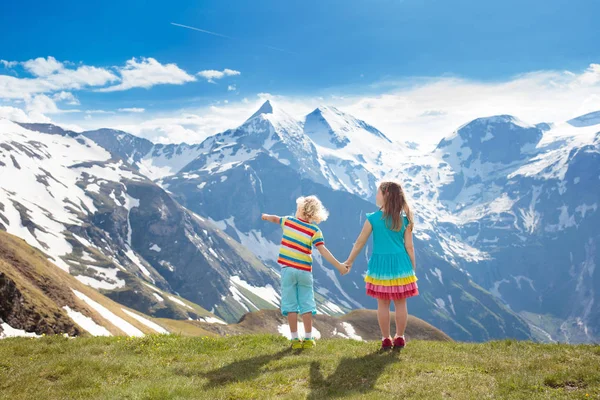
[171, 22, 297, 55]
[171, 23, 233, 39]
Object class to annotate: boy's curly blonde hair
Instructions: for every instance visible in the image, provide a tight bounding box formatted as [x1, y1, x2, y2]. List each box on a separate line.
[296, 195, 329, 224]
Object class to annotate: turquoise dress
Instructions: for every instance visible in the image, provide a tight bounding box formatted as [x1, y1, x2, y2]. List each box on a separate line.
[365, 210, 419, 299]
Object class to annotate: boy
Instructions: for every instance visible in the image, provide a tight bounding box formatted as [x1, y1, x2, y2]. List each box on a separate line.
[262, 195, 348, 349]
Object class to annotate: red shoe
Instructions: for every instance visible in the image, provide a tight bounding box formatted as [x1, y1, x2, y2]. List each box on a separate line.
[393, 336, 406, 349]
[381, 338, 393, 351]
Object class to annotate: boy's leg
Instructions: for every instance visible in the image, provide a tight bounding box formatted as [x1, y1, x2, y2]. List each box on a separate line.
[280, 267, 300, 338]
[297, 270, 317, 341]
[287, 312, 299, 337]
[301, 312, 313, 338]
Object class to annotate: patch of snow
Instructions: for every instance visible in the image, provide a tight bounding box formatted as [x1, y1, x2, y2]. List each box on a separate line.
[149, 244, 161, 252]
[340, 322, 363, 341]
[229, 285, 258, 312]
[75, 275, 123, 291]
[208, 247, 220, 260]
[278, 323, 321, 340]
[167, 296, 194, 310]
[0, 322, 41, 339]
[122, 193, 140, 246]
[158, 260, 175, 272]
[447, 295, 456, 315]
[121, 309, 168, 334]
[152, 293, 164, 302]
[489, 279, 510, 300]
[512, 275, 536, 291]
[72, 234, 93, 248]
[321, 301, 344, 314]
[63, 306, 111, 336]
[125, 247, 153, 281]
[434, 298, 448, 313]
[430, 268, 444, 285]
[72, 289, 144, 337]
[80, 252, 96, 262]
[199, 316, 227, 325]
[576, 203, 597, 219]
[86, 183, 101, 194]
[230, 275, 280, 307]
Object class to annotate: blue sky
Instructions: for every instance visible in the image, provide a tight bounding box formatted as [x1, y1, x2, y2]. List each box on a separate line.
[1, 0, 599, 144]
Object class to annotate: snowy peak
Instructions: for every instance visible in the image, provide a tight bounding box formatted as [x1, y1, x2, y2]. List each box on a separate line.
[238, 100, 304, 144]
[16, 122, 79, 138]
[247, 100, 274, 121]
[436, 115, 543, 166]
[83, 128, 154, 164]
[567, 110, 600, 128]
[304, 106, 391, 149]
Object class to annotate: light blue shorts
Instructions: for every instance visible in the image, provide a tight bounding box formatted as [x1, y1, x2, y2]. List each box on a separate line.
[280, 267, 317, 316]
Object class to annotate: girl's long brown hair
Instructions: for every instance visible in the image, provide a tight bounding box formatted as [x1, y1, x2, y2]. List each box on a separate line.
[379, 181, 414, 231]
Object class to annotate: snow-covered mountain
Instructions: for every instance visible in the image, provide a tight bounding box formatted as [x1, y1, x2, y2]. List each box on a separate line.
[304, 106, 406, 199]
[80, 128, 205, 180]
[405, 114, 600, 343]
[179, 100, 332, 187]
[4, 101, 599, 343]
[0, 119, 314, 323]
[164, 151, 531, 341]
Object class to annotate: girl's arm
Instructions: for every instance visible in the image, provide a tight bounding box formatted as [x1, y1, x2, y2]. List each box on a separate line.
[404, 225, 416, 270]
[345, 220, 373, 268]
[261, 214, 281, 224]
[317, 245, 348, 275]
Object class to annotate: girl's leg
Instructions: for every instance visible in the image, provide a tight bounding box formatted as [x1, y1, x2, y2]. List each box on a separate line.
[287, 312, 299, 337]
[301, 312, 313, 338]
[377, 298, 392, 339]
[393, 298, 408, 337]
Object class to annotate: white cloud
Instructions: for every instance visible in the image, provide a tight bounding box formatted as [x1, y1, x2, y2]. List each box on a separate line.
[228, 84, 237, 91]
[197, 68, 240, 83]
[22, 56, 64, 77]
[113, 114, 214, 144]
[0, 106, 34, 122]
[97, 57, 196, 92]
[420, 110, 447, 117]
[0, 60, 18, 68]
[0, 57, 118, 99]
[85, 109, 115, 114]
[118, 107, 145, 113]
[52, 91, 80, 105]
[5, 61, 600, 148]
[25, 94, 61, 114]
[577, 63, 600, 86]
[0, 56, 196, 99]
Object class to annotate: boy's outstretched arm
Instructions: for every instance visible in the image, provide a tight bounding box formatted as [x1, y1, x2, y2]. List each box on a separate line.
[317, 245, 349, 275]
[345, 220, 373, 268]
[261, 214, 281, 224]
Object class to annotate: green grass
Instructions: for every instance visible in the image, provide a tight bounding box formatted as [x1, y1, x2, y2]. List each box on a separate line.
[1, 335, 599, 399]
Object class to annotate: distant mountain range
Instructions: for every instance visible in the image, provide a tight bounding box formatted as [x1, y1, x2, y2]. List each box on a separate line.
[1, 100, 598, 343]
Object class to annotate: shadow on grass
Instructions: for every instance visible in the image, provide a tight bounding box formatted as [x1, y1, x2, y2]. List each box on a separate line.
[308, 350, 401, 399]
[202, 347, 295, 388]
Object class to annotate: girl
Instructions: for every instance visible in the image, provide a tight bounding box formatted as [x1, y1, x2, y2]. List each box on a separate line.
[345, 181, 418, 350]
[262, 195, 348, 349]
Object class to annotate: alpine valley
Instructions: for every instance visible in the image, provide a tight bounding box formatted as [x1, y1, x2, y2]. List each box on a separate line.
[1, 103, 598, 343]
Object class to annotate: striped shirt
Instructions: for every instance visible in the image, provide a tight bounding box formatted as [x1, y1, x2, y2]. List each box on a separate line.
[277, 216, 325, 272]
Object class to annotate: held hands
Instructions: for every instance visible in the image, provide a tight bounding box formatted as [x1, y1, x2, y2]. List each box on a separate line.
[336, 262, 350, 276]
[343, 259, 353, 272]
[335, 260, 353, 276]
